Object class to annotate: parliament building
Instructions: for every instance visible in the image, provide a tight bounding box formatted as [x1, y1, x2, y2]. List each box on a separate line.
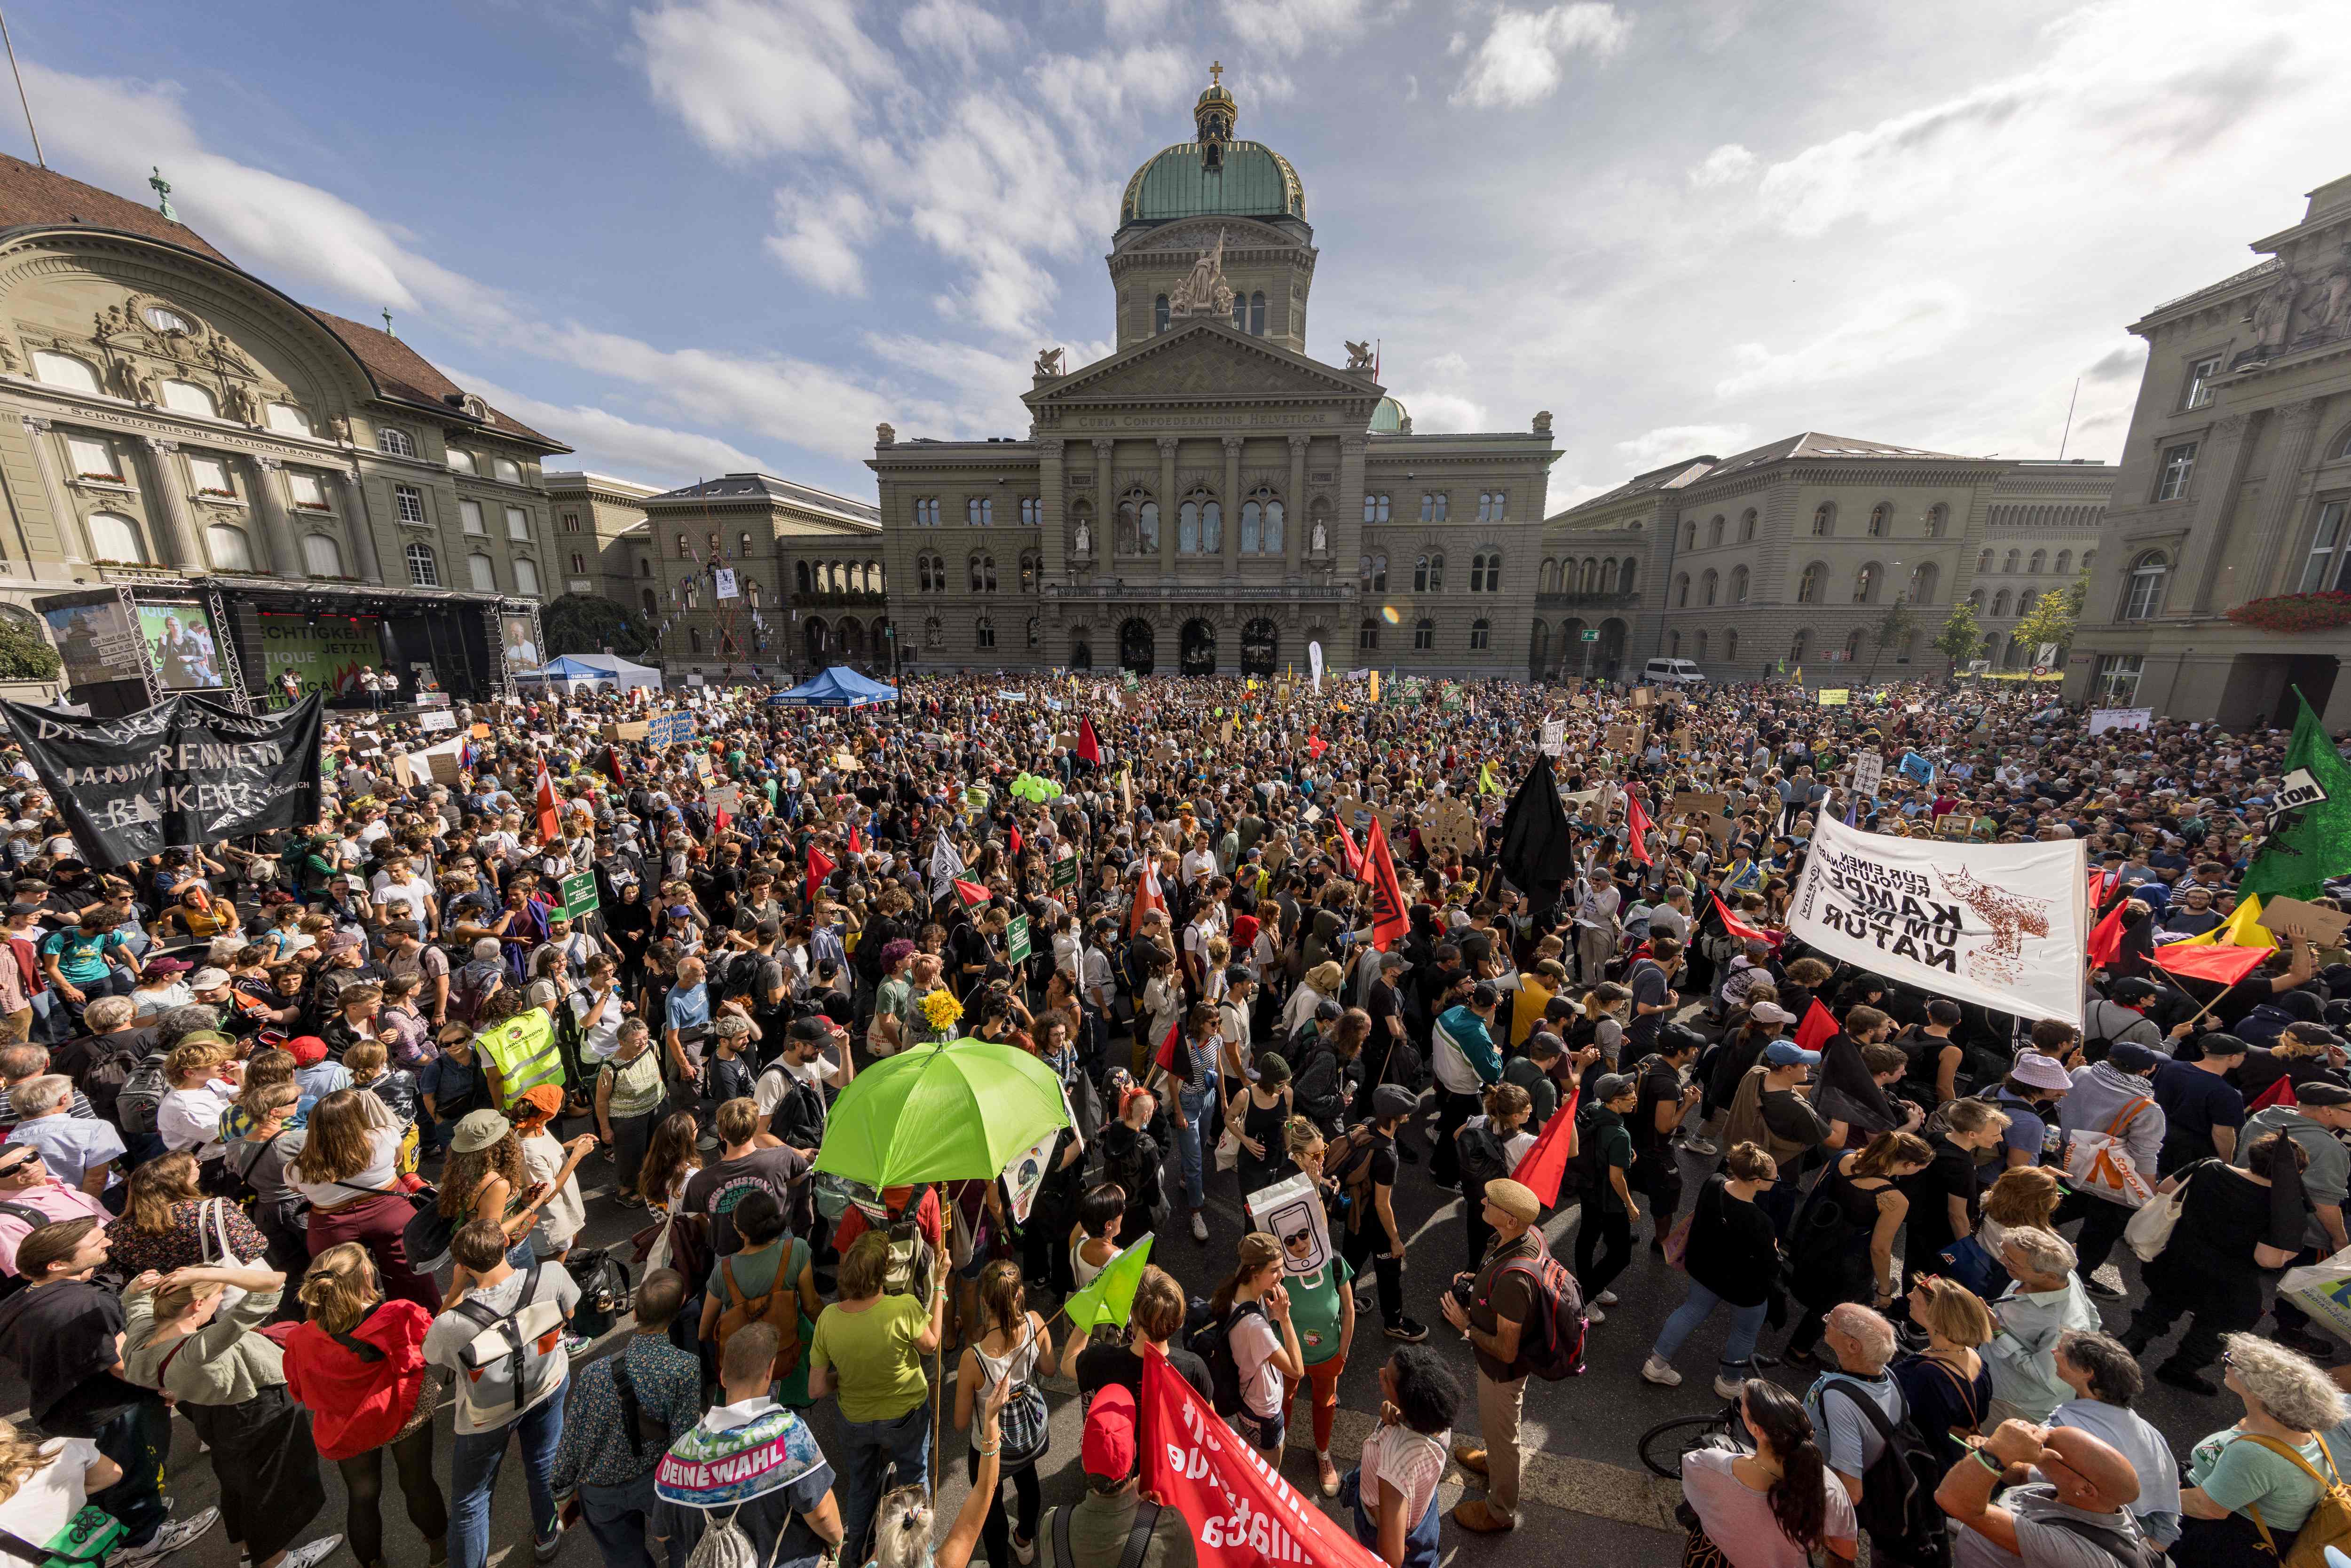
[873, 69, 1558, 678]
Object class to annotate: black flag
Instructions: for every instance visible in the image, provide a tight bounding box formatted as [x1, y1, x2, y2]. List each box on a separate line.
[2, 693, 324, 868]
[1497, 752, 1577, 902]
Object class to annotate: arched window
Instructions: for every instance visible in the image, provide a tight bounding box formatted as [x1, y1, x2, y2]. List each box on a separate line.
[469, 552, 497, 591]
[746, 580, 761, 608]
[1926, 503, 1949, 538]
[975, 616, 995, 648]
[1812, 503, 1834, 536]
[735, 530, 751, 558]
[1797, 562, 1825, 604]
[1154, 295, 1169, 334]
[641, 587, 657, 615]
[377, 425, 417, 458]
[2122, 551, 2169, 620]
[1701, 569, 1719, 607]
[1177, 489, 1220, 553]
[447, 448, 478, 476]
[1977, 548, 1994, 574]
[1620, 560, 1638, 595]
[1684, 521, 1697, 550]
[639, 559, 651, 577]
[1539, 557, 1557, 593]
[86, 511, 145, 562]
[1369, 553, 1388, 591]
[1480, 492, 1506, 522]
[202, 523, 252, 572]
[2028, 549, 2047, 574]
[1363, 493, 1391, 523]
[1118, 488, 1158, 553]
[2081, 550, 2096, 574]
[494, 457, 522, 485]
[31, 351, 101, 394]
[1709, 515, 1725, 547]
[1725, 629, 1739, 662]
[404, 542, 439, 586]
[1739, 508, 1757, 543]
[1413, 617, 1435, 650]
[1674, 572, 1690, 608]
[1853, 563, 1879, 603]
[2004, 548, 2021, 573]
[1868, 503, 1890, 537]
[1359, 616, 1379, 651]
[1992, 589, 2011, 617]
[1908, 562, 1939, 604]
[1600, 559, 1617, 593]
[1026, 615, 1040, 648]
[969, 553, 995, 591]
[1844, 628, 1863, 659]
[2054, 550, 2072, 575]
[968, 497, 993, 527]
[1695, 630, 1709, 662]
[1249, 291, 1265, 335]
[1019, 550, 1039, 591]
[1470, 552, 1501, 592]
[913, 497, 940, 526]
[302, 533, 344, 577]
[795, 561, 811, 593]
[1730, 566, 1749, 603]
[1470, 618, 1491, 650]
[1789, 629, 1808, 664]
[158, 380, 217, 418]
[1019, 497, 1041, 526]
[513, 558, 540, 597]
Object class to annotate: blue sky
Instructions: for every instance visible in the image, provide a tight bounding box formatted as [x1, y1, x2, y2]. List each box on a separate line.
[11, 0, 2346, 504]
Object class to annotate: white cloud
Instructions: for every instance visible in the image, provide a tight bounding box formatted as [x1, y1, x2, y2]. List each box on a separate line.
[1450, 4, 1631, 109]
[1222, 0, 1373, 60]
[1101, 0, 1173, 37]
[1713, 286, 1969, 399]
[631, 0, 895, 161]
[765, 188, 880, 296]
[1614, 424, 1753, 464]
[1392, 390, 1487, 433]
[454, 373, 768, 481]
[1687, 143, 1755, 188]
[898, 0, 1016, 69]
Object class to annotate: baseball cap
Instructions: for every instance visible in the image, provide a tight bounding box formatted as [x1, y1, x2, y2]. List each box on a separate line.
[1594, 1072, 1636, 1103]
[2107, 1042, 2162, 1073]
[2010, 1051, 2074, 1091]
[286, 1035, 329, 1066]
[1082, 1384, 1138, 1480]
[1372, 1083, 1417, 1120]
[188, 968, 229, 990]
[1762, 1039, 1821, 1068]
[1749, 1001, 1794, 1026]
[144, 956, 191, 975]
[324, 933, 363, 954]
[2107, 978, 2159, 1005]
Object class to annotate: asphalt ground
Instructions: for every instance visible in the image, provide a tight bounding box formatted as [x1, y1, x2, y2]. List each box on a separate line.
[0, 1051, 2266, 1568]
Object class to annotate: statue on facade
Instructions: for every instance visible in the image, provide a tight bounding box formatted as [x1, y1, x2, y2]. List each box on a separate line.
[2251, 274, 2298, 349]
[1168, 229, 1233, 319]
[876, 421, 896, 446]
[2311, 267, 2351, 335]
[1533, 410, 1553, 434]
[218, 379, 256, 424]
[1344, 340, 1373, 372]
[1073, 517, 1091, 556]
[1033, 347, 1064, 378]
[1310, 516, 1328, 555]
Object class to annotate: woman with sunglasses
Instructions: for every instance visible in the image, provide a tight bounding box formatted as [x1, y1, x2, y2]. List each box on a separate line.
[1641, 1141, 1780, 1398]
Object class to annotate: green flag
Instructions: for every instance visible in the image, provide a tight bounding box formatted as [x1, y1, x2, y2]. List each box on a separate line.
[1062, 1234, 1154, 1332]
[2241, 689, 2351, 903]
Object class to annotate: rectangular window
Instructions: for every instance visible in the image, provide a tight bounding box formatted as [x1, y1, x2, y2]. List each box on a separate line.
[186, 455, 233, 495]
[505, 506, 530, 541]
[2184, 356, 2220, 410]
[2155, 441, 2197, 502]
[469, 553, 497, 591]
[394, 484, 426, 525]
[2304, 501, 2349, 593]
[66, 436, 119, 479]
[286, 472, 329, 509]
[461, 500, 486, 536]
[2094, 653, 2144, 707]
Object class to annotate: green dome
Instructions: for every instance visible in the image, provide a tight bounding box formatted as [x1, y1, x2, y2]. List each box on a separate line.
[1120, 140, 1306, 225]
[1368, 395, 1409, 434]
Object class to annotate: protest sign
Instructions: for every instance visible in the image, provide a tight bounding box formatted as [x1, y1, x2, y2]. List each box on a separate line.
[1937, 812, 1976, 841]
[603, 720, 650, 742]
[1789, 813, 2085, 1027]
[1850, 751, 1885, 798]
[560, 870, 600, 920]
[2088, 708, 2153, 734]
[1051, 851, 1078, 891]
[2260, 897, 2351, 948]
[1246, 1173, 1333, 1279]
[1, 693, 324, 868]
[1631, 686, 1654, 708]
[1539, 718, 1564, 756]
[646, 711, 696, 747]
[1817, 689, 1850, 706]
[1001, 1128, 1056, 1225]
[1668, 791, 1732, 847]
[1006, 913, 1032, 965]
[418, 709, 458, 733]
[1420, 797, 1481, 858]
[708, 785, 741, 818]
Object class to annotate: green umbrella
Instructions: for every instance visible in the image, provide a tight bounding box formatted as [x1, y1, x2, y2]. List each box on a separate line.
[1063, 1234, 1154, 1332]
[814, 1039, 1070, 1190]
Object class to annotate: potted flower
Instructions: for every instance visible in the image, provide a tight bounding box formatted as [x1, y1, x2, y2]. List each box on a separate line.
[2225, 591, 2351, 632]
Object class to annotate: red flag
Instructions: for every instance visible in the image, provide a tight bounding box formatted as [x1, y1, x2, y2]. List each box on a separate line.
[1127, 855, 1166, 936]
[2087, 900, 2127, 968]
[848, 824, 864, 853]
[1140, 1351, 1385, 1568]
[1512, 1089, 1580, 1207]
[2149, 942, 2270, 987]
[1009, 823, 1024, 856]
[600, 745, 626, 788]
[534, 762, 560, 844]
[1711, 895, 1783, 952]
[1152, 1014, 1191, 1082]
[1076, 719, 1102, 765]
[1795, 998, 1838, 1052]
[2249, 1073, 2300, 1112]
[1624, 789, 1654, 866]
[952, 878, 992, 908]
[1362, 813, 1409, 952]
[1334, 820, 1364, 878]
[806, 844, 835, 908]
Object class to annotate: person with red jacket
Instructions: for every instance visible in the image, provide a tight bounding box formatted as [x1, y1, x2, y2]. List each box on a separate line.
[281, 1242, 449, 1568]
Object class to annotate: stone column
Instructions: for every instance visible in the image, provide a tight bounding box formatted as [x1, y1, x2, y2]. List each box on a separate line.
[246, 457, 304, 577]
[2245, 399, 2326, 599]
[19, 417, 87, 562]
[2172, 411, 2259, 616]
[1157, 437, 1178, 577]
[335, 469, 386, 583]
[1337, 434, 1368, 576]
[138, 438, 204, 569]
[1091, 439, 1114, 579]
[1038, 440, 1065, 666]
[1286, 434, 1308, 576]
[1221, 434, 1242, 576]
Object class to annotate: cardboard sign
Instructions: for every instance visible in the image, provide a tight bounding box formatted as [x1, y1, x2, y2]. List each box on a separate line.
[1539, 719, 1565, 756]
[603, 721, 650, 743]
[646, 712, 696, 747]
[1631, 686, 1654, 708]
[708, 785, 741, 818]
[1668, 791, 1733, 847]
[1420, 797, 1481, 859]
[1602, 724, 1637, 754]
[1817, 689, 1850, 707]
[1149, 742, 1177, 764]
[1056, 733, 1078, 752]
[427, 752, 463, 787]
[1851, 751, 1885, 798]
[2259, 897, 2351, 948]
[1936, 812, 1976, 840]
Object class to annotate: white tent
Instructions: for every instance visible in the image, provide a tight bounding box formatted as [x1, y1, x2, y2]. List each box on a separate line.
[534, 653, 663, 692]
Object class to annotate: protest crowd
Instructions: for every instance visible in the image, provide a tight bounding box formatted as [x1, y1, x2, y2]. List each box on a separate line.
[0, 660, 2348, 1568]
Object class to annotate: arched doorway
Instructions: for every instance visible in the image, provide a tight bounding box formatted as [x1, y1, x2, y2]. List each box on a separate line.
[804, 616, 829, 662]
[1528, 620, 1548, 681]
[1119, 617, 1154, 674]
[1559, 618, 1586, 677]
[1598, 618, 1627, 677]
[836, 617, 864, 661]
[1180, 617, 1217, 676]
[1239, 618, 1277, 676]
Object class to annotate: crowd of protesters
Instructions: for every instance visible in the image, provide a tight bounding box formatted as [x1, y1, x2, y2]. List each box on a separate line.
[0, 662, 2342, 1568]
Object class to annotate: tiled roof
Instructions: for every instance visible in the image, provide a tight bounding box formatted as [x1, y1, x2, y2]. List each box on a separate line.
[303, 307, 556, 446]
[647, 473, 880, 528]
[1702, 431, 1975, 476]
[1552, 457, 1714, 519]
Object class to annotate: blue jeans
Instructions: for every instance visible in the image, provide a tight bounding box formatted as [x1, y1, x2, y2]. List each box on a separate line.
[581, 1469, 686, 1568]
[1176, 1078, 1218, 1210]
[1651, 1281, 1768, 1371]
[450, 1378, 567, 1568]
[839, 1402, 931, 1567]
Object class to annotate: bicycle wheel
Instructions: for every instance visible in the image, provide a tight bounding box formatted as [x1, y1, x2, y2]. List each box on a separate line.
[1637, 1410, 1736, 1479]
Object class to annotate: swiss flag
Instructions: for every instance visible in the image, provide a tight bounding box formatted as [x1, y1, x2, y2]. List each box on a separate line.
[2087, 900, 2127, 968]
[1795, 999, 1839, 1052]
[952, 878, 992, 908]
[807, 844, 835, 908]
[534, 762, 561, 843]
[1624, 790, 1654, 866]
[1076, 719, 1102, 766]
[1512, 1089, 1579, 1207]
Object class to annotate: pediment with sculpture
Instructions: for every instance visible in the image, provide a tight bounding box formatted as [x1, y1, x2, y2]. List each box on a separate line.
[1025, 319, 1379, 409]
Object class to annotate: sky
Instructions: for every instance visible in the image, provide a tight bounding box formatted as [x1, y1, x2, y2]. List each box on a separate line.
[10, 0, 2348, 508]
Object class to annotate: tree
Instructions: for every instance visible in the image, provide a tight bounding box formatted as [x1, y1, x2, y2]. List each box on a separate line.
[0, 616, 62, 680]
[1867, 595, 1917, 679]
[541, 592, 649, 658]
[1933, 600, 1983, 679]
[2012, 575, 2088, 666]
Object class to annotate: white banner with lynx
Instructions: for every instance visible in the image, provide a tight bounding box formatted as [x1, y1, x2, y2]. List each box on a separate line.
[1789, 814, 2086, 1028]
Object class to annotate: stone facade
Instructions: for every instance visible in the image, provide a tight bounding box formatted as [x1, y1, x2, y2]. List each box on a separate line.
[0, 155, 566, 631]
[2068, 172, 2351, 728]
[544, 470, 661, 600]
[875, 76, 1555, 678]
[1542, 435, 2116, 682]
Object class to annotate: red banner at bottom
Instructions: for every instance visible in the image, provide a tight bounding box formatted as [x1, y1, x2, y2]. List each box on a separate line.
[1140, 1349, 1384, 1568]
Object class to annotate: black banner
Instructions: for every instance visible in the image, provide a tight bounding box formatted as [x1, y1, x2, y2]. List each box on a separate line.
[0, 693, 324, 867]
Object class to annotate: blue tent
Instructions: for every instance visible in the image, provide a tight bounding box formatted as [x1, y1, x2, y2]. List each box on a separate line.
[514, 655, 611, 683]
[769, 666, 898, 708]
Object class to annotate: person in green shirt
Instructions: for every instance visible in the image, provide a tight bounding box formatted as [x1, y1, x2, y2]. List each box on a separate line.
[697, 1189, 821, 1406]
[809, 1229, 947, 1567]
[1277, 1116, 1355, 1498]
[2176, 1331, 2348, 1564]
[868, 941, 917, 1057]
[1574, 1074, 1640, 1319]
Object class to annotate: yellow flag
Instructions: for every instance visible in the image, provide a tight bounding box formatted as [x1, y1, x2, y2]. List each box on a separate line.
[1478, 762, 1499, 795]
[1369, 670, 1381, 703]
[2180, 893, 2277, 949]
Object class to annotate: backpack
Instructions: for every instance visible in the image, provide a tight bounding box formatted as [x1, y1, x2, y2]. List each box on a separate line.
[2035, 1513, 2168, 1568]
[880, 1213, 934, 1300]
[74, 1039, 143, 1122]
[1454, 1122, 1512, 1194]
[714, 1250, 805, 1376]
[607, 1347, 670, 1461]
[1184, 1296, 1266, 1417]
[1820, 1377, 1951, 1568]
[1051, 1498, 1161, 1568]
[334, 1180, 456, 1276]
[115, 1053, 170, 1137]
[2242, 1432, 2351, 1568]
[448, 965, 499, 1029]
[1471, 1251, 1586, 1380]
[565, 1247, 633, 1342]
[449, 1257, 568, 1427]
[1330, 1124, 1384, 1232]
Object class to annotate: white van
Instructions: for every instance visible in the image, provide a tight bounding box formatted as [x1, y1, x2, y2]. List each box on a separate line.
[1642, 658, 1706, 687]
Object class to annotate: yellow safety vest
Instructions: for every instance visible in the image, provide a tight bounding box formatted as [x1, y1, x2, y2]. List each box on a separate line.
[478, 1009, 565, 1107]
